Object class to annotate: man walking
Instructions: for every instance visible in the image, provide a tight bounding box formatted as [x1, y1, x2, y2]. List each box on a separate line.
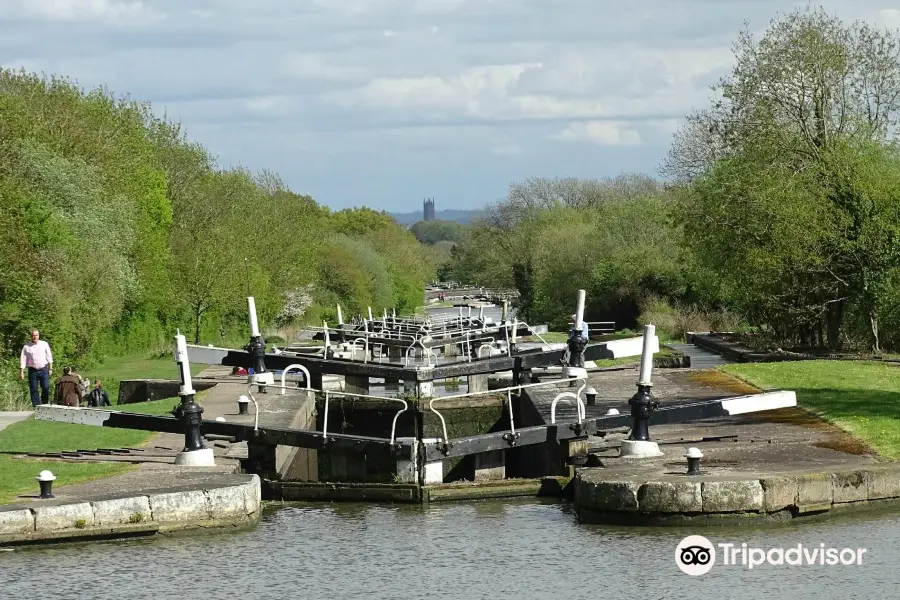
[19, 329, 53, 407]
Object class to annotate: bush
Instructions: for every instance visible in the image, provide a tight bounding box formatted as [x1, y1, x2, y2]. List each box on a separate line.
[637, 296, 746, 342]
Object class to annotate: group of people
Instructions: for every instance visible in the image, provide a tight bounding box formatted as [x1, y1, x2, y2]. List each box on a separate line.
[19, 329, 111, 408]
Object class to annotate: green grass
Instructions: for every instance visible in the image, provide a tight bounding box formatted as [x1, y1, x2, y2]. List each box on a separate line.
[87, 354, 206, 406]
[0, 456, 134, 504]
[722, 360, 900, 459]
[0, 391, 206, 505]
[0, 396, 190, 455]
[520, 331, 569, 343]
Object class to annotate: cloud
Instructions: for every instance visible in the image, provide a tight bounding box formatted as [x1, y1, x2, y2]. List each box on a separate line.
[5, 0, 164, 25]
[1, 0, 897, 211]
[553, 121, 642, 146]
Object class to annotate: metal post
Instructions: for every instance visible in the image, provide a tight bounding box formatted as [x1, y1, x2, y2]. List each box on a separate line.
[337, 304, 343, 326]
[628, 324, 658, 441]
[172, 331, 207, 454]
[36, 470, 56, 499]
[246, 297, 269, 393]
[574, 289, 586, 332]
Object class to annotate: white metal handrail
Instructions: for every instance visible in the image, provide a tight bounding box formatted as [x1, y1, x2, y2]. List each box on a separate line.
[322, 390, 409, 444]
[550, 382, 587, 424]
[428, 377, 586, 446]
[279, 364, 312, 394]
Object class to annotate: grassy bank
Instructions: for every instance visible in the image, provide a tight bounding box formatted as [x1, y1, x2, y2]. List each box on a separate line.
[0, 351, 212, 504]
[722, 361, 900, 459]
[85, 354, 207, 406]
[0, 395, 198, 504]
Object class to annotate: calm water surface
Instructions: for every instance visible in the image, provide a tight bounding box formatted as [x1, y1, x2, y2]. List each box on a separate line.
[2, 500, 897, 599]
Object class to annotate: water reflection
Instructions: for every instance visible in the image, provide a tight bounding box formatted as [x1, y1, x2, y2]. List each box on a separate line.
[2, 500, 898, 599]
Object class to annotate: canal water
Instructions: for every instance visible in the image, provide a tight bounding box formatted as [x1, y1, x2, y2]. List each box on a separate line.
[2, 499, 896, 598]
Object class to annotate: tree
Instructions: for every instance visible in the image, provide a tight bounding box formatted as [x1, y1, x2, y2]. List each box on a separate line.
[409, 219, 464, 245]
[662, 6, 900, 183]
[666, 6, 900, 350]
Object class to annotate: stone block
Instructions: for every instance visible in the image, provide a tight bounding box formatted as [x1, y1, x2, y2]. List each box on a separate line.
[831, 471, 868, 504]
[467, 374, 489, 393]
[760, 476, 798, 512]
[867, 468, 900, 500]
[795, 473, 833, 508]
[33, 503, 94, 532]
[92, 496, 152, 526]
[205, 485, 249, 519]
[0, 509, 34, 534]
[149, 490, 210, 523]
[243, 476, 262, 515]
[592, 481, 640, 512]
[701, 480, 763, 513]
[637, 481, 701, 513]
[573, 477, 596, 508]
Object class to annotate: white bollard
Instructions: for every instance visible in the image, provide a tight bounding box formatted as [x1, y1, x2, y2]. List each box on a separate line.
[638, 324, 656, 386]
[174, 331, 195, 396]
[574, 289, 586, 331]
[247, 297, 261, 337]
[173, 330, 215, 466]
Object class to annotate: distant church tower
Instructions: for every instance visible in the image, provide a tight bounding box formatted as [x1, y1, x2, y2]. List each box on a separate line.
[423, 197, 435, 221]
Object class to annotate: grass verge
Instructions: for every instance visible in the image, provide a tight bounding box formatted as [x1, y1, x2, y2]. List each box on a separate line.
[87, 354, 206, 406]
[0, 390, 206, 505]
[721, 360, 900, 460]
[0, 457, 133, 504]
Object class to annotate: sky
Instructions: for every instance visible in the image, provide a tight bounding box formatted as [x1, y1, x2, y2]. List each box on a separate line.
[2, 0, 898, 213]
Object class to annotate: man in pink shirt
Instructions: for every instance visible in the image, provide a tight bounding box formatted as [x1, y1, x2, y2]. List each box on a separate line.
[19, 329, 54, 407]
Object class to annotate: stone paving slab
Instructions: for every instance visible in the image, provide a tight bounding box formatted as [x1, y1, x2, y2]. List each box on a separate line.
[519, 362, 900, 524]
[0, 411, 33, 432]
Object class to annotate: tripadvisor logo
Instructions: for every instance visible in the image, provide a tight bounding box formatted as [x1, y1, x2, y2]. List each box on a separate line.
[676, 536, 867, 575]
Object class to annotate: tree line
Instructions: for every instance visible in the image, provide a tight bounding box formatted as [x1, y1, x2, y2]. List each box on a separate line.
[0, 68, 436, 399]
[444, 6, 900, 353]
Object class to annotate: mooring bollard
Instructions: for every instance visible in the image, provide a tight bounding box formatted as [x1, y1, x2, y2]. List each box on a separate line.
[585, 387, 597, 406]
[36, 470, 56, 499]
[237, 394, 250, 415]
[684, 447, 703, 475]
[172, 330, 215, 466]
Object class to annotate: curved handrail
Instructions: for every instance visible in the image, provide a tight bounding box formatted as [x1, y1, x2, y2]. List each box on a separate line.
[350, 337, 369, 363]
[428, 377, 584, 446]
[404, 337, 437, 367]
[550, 382, 587, 424]
[321, 390, 409, 444]
[245, 386, 262, 431]
[280, 364, 311, 395]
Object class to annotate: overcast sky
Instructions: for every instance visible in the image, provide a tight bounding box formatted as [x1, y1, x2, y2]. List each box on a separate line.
[2, 1, 897, 213]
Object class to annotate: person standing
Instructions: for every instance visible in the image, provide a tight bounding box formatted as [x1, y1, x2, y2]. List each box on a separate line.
[565, 313, 590, 368]
[19, 329, 53, 407]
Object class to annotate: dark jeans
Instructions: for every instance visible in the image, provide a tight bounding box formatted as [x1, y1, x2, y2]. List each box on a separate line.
[28, 367, 50, 406]
[567, 336, 587, 368]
